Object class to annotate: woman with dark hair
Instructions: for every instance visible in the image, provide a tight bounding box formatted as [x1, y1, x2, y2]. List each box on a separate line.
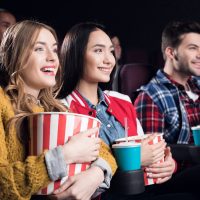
[56, 22, 200, 200]
[59, 21, 169, 173]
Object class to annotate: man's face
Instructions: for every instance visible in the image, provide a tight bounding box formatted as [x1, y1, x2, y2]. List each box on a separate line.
[0, 12, 16, 42]
[172, 33, 200, 77]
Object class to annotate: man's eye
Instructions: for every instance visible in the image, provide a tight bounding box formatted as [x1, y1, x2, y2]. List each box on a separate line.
[188, 46, 197, 50]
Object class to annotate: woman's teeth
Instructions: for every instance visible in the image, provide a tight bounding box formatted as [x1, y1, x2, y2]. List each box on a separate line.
[98, 67, 110, 72]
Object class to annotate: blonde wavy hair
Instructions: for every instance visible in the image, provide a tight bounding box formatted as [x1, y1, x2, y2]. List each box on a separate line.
[0, 20, 66, 140]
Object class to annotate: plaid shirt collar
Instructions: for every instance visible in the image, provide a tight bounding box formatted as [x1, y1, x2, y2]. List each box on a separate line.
[156, 69, 200, 91]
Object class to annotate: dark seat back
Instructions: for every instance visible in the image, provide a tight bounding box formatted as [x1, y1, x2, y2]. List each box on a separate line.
[119, 63, 153, 101]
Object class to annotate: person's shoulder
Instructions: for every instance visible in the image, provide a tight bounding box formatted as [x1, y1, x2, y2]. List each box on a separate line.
[0, 87, 7, 98]
[192, 76, 200, 87]
[141, 75, 165, 93]
[104, 90, 131, 103]
[0, 87, 11, 106]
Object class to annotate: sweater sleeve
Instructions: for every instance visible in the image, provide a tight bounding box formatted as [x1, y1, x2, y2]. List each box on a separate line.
[0, 123, 51, 200]
[98, 140, 117, 175]
[91, 140, 117, 196]
[0, 88, 51, 200]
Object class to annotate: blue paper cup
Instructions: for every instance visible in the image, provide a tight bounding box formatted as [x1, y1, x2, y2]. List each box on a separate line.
[191, 126, 200, 146]
[112, 142, 141, 171]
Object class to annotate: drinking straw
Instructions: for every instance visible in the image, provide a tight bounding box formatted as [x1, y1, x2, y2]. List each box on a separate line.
[124, 117, 128, 143]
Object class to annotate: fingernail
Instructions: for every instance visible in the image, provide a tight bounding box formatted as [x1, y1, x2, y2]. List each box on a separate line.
[148, 174, 152, 178]
[54, 189, 60, 194]
[156, 178, 161, 183]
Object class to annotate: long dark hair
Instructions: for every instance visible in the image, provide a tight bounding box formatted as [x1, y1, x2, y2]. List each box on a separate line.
[59, 22, 116, 98]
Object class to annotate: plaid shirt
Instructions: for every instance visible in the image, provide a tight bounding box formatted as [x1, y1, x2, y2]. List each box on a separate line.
[134, 69, 200, 144]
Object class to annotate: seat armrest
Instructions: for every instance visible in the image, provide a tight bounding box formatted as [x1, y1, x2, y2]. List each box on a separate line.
[169, 144, 200, 164]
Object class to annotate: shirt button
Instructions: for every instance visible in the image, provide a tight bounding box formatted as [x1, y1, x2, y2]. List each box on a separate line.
[97, 109, 100, 112]
[107, 124, 111, 128]
[88, 111, 93, 115]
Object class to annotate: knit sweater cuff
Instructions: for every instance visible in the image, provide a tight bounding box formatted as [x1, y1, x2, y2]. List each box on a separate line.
[91, 157, 112, 188]
[45, 146, 67, 181]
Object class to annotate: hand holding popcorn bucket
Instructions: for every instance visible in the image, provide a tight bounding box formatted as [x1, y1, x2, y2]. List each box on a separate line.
[115, 133, 164, 185]
[28, 112, 101, 195]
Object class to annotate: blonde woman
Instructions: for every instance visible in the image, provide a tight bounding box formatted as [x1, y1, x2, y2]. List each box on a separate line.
[0, 20, 116, 200]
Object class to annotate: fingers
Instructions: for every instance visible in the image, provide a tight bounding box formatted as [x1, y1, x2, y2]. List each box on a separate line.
[93, 143, 100, 153]
[146, 159, 174, 183]
[142, 134, 166, 150]
[81, 127, 99, 137]
[164, 146, 171, 158]
[146, 165, 173, 182]
[142, 135, 154, 145]
[96, 143, 100, 149]
[90, 150, 100, 161]
[148, 172, 171, 179]
[153, 140, 166, 151]
[49, 190, 73, 200]
[156, 176, 171, 184]
[144, 133, 158, 143]
[53, 177, 74, 194]
[146, 166, 172, 176]
[148, 159, 172, 168]
[151, 150, 165, 163]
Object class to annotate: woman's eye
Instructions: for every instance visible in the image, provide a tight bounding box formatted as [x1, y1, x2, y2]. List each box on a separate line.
[111, 50, 115, 55]
[35, 47, 44, 52]
[53, 48, 58, 53]
[95, 49, 102, 53]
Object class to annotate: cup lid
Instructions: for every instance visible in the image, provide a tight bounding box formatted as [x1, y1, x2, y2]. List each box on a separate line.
[115, 135, 146, 143]
[191, 126, 200, 130]
[112, 142, 141, 148]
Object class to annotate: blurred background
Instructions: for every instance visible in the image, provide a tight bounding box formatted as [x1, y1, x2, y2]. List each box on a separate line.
[1, 0, 200, 68]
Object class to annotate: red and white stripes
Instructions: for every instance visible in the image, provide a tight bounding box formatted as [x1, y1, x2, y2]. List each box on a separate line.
[29, 112, 101, 195]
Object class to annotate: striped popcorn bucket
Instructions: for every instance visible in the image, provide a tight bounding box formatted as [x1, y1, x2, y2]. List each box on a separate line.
[115, 133, 164, 185]
[143, 133, 164, 185]
[28, 112, 101, 195]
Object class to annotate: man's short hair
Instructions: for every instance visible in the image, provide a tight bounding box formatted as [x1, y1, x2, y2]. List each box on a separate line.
[161, 21, 200, 57]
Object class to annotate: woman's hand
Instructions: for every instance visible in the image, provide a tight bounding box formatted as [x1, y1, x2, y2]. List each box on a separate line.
[141, 133, 166, 166]
[49, 166, 104, 200]
[145, 147, 176, 184]
[63, 127, 101, 164]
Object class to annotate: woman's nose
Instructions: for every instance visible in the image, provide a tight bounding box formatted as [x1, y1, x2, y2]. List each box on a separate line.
[46, 49, 57, 62]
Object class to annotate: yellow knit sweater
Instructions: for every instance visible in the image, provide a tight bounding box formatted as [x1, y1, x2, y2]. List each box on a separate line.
[0, 87, 117, 200]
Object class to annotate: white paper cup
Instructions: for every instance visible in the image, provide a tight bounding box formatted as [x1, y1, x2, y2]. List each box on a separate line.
[28, 112, 101, 195]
